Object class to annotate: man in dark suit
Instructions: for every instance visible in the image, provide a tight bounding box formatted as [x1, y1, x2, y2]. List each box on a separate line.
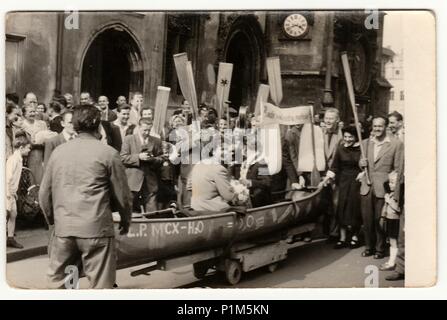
[98, 95, 117, 122]
[48, 100, 64, 133]
[121, 118, 163, 213]
[44, 111, 76, 168]
[101, 120, 122, 151]
[359, 116, 404, 259]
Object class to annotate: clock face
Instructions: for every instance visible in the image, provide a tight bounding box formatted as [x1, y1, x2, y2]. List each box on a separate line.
[347, 40, 371, 94]
[283, 14, 309, 38]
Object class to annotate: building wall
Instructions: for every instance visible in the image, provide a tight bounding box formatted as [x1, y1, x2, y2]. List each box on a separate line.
[386, 49, 405, 114]
[5, 12, 59, 104]
[5, 11, 388, 122]
[59, 12, 166, 106]
[265, 12, 329, 108]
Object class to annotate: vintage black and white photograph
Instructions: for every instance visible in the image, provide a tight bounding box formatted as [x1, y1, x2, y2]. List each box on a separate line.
[3, 9, 436, 289]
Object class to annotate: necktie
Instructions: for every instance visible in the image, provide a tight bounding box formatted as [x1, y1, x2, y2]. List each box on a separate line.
[327, 132, 333, 145]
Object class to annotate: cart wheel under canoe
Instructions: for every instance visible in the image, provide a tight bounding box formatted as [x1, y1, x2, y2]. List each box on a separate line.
[193, 261, 210, 279]
[267, 262, 279, 273]
[224, 259, 242, 285]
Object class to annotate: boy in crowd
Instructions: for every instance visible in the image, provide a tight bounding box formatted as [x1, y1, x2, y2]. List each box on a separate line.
[6, 133, 32, 249]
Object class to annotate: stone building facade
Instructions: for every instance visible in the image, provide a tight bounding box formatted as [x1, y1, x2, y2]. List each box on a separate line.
[6, 11, 390, 122]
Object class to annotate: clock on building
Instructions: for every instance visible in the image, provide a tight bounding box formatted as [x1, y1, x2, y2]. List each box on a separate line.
[347, 39, 371, 95]
[282, 13, 309, 39]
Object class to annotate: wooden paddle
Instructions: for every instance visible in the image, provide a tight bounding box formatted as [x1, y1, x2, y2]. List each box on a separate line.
[308, 104, 321, 187]
[266, 57, 283, 106]
[151, 86, 171, 138]
[264, 57, 283, 175]
[216, 62, 233, 121]
[254, 84, 270, 117]
[173, 53, 199, 122]
[186, 61, 199, 121]
[341, 52, 371, 185]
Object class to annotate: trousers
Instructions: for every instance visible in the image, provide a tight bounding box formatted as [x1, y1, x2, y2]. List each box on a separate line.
[47, 234, 116, 289]
[396, 207, 405, 274]
[361, 188, 385, 253]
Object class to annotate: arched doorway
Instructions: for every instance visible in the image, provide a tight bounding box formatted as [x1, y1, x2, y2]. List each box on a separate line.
[81, 26, 143, 108]
[224, 16, 265, 111]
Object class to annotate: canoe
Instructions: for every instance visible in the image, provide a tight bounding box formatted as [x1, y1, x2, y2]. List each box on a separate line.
[114, 187, 323, 268]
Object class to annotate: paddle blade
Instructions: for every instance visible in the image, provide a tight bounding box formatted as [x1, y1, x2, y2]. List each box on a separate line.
[216, 62, 233, 119]
[266, 57, 283, 106]
[152, 86, 171, 137]
[254, 84, 270, 117]
[185, 61, 198, 118]
[173, 53, 198, 120]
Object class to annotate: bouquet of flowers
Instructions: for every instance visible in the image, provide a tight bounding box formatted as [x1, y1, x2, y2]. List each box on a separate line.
[230, 179, 250, 206]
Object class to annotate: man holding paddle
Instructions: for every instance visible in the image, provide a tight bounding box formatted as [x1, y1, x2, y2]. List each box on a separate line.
[321, 108, 343, 242]
[358, 116, 404, 259]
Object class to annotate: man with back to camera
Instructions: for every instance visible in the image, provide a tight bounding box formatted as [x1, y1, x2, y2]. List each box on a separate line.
[39, 105, 132, 289]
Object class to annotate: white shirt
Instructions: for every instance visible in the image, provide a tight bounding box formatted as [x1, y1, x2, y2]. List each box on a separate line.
[113, 119, 130, 140]
[129, 108, 140, 126]
[6, 150, 23, 197]
[371, 135, 391, 161]
[62, 130, 76, 142]
[138, 130, 149, 146]
[23, 119, 48, 143]
[98, 124, 108, 146]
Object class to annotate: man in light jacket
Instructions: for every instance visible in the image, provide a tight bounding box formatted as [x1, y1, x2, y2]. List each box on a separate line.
[39, 105, 132, 289]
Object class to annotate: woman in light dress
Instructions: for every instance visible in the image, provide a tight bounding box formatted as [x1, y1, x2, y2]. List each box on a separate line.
[22, 105, 48, 184]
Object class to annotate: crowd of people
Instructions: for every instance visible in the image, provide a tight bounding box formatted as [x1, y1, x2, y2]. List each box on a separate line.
[5, 89, 406, 288]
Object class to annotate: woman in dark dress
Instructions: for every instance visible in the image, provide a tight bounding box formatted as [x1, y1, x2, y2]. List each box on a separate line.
[324, 125, 362, 249]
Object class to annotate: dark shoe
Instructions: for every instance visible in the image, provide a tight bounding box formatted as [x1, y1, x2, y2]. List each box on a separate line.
[379, 263, 396, 271]
[325, 236, 338, 244]
[361, 249, 374, 257]
[303, 236, 312, 243]
[7, 237, 24, 249]
[385, 272, 404, 281]
[374, 252, 385, 259]
[349, 239, 361, 249]
[334, 241, 348, 249]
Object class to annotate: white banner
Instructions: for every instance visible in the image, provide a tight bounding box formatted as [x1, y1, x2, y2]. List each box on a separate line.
[260, 102, 312, 125]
